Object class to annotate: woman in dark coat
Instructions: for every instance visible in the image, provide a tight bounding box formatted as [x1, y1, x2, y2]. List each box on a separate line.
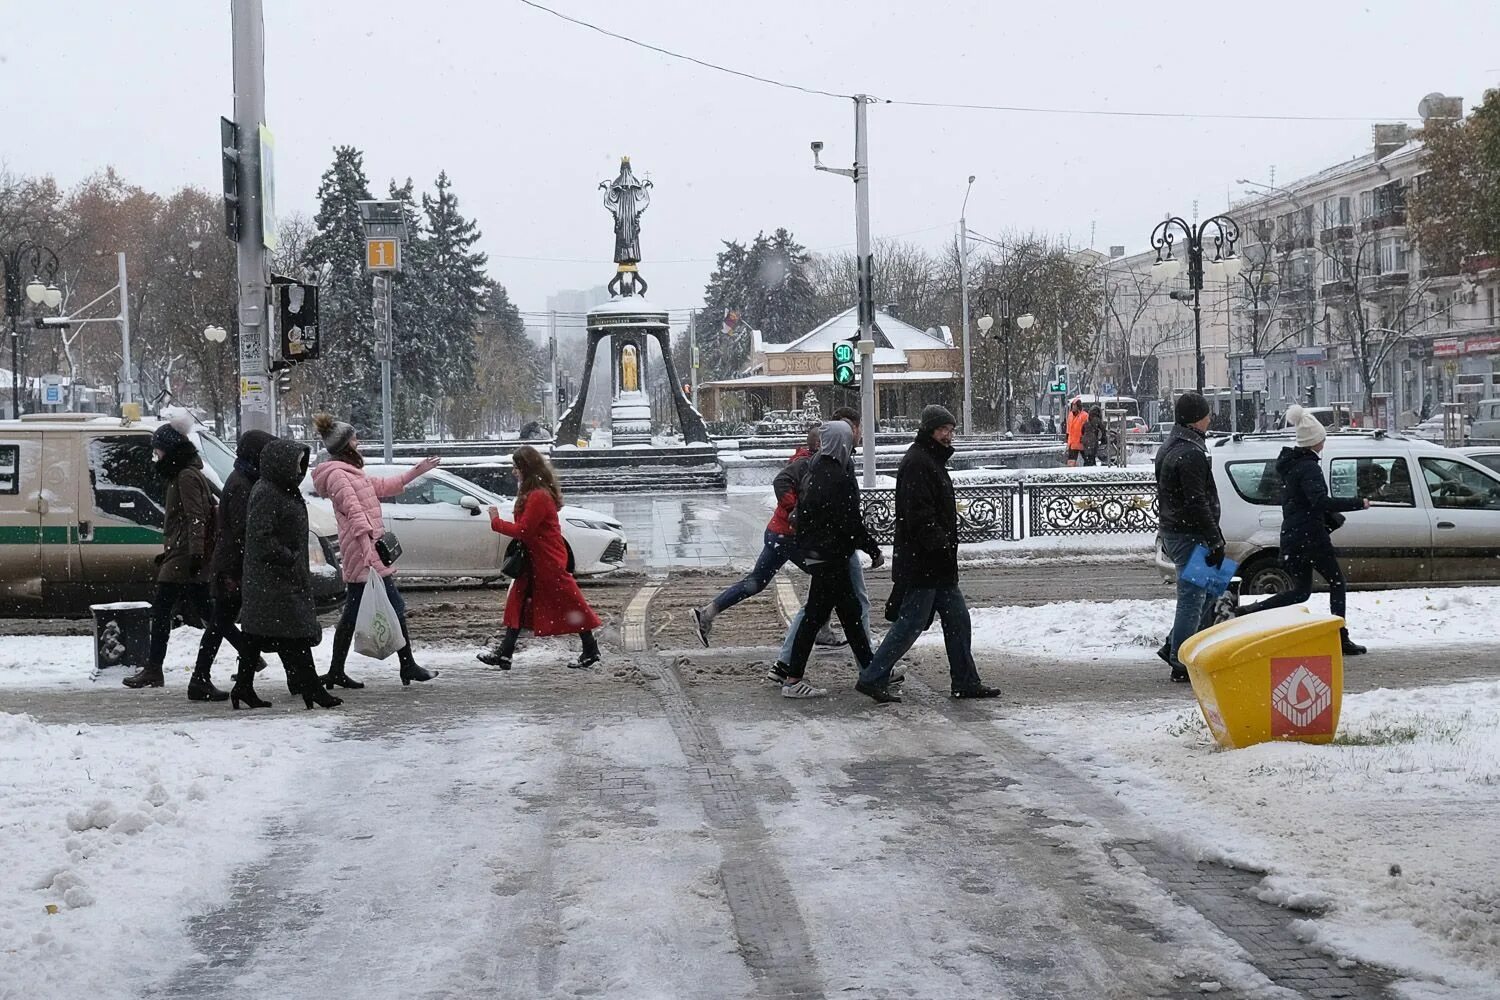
[1081, 405, 1105, 466]
[1235, 405, 1370, 654]
[241, 438, 341, 709]
[123, 414, 252, 699]
[478, 446, 602, 670]
[209, 429, 274, 709]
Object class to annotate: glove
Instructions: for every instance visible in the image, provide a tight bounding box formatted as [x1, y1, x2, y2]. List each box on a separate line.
[1205, 543, 1225, 568]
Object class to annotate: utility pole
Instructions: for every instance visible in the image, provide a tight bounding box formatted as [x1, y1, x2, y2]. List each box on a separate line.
[231, 0, 273, 433]
[117, 253, 134, 406]
[812, 94, 878, 488]
[548, 309, 559, 429]
[959, 176, 975, 436]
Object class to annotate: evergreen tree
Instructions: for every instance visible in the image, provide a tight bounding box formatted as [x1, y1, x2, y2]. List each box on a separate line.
[693, 229, 818, 381]
[423, 170, 487, 380]
[304, 146, 376, 421]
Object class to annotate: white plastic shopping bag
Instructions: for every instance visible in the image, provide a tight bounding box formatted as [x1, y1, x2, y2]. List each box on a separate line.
[353, 567, 407, 659]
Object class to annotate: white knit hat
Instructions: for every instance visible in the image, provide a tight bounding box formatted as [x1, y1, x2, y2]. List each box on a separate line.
[1284, 404, 1326, 448]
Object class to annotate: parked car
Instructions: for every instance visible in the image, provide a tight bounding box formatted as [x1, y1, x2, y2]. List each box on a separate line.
[0, 414, 344, 615]
[1469, 398, 1500, 442]
[1122, 416, 1149, 435]
[1457, 447, 1500, 477]
[1156, 430, 1500, 594]
[303, 464, 628, 581]
[1409, 413, 1472, 444]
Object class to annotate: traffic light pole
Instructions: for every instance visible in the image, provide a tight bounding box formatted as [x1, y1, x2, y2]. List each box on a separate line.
[853, 96, 876, 488]
[231, 0, 274, 433]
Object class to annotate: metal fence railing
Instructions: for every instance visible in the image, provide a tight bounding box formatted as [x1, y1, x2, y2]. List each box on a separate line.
[860, 476, 1158, 544]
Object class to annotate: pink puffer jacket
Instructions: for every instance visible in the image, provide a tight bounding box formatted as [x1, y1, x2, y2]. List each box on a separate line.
[311, 459, 420, 583]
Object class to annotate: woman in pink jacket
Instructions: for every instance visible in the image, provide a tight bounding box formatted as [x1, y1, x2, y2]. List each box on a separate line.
[311, 413, 440, 689]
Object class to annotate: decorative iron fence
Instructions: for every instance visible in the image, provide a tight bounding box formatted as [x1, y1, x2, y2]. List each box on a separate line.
[860, 477, 1157, 544]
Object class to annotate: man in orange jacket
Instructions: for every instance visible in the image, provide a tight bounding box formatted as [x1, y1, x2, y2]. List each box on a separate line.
[1065, 398, 1088, 466]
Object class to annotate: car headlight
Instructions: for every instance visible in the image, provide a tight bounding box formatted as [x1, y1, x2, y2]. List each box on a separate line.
[567, 518, 613, 531]
[308, 530, 329, 568]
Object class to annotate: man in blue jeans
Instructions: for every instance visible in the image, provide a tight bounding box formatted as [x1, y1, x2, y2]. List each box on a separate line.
[1155, 391, 1224, 682]
[856, 405, 1000, 703]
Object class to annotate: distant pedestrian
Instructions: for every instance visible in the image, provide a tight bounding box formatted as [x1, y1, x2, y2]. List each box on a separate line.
[779, 421, 882, 698]
[212, 429, 275, 710]
[692, 426, 820, 645]
[1155, 391, 1224, 682]
[1065, 399, 1088, 465]
[1081, 405, 1104, 467]
[857, 405, 1000, 703]
[311, 412, 440, 689]
[477, 446, 603, 670]
[1233, 405, 1370, 655]
[122, 412, 252, 699]
[241, 438, 340, 710]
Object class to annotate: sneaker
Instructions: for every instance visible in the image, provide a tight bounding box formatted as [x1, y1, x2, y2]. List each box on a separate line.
[766, 661, 792, 683]
[814, 627, 848, 647]
[855, 680, 901, 704]
[780, 678, 828, 699]
[951, 684, 1002, 699]
[1169, 660, 1190, 683]
[692, 607, 712, 648]
[889, 665, 906, 684]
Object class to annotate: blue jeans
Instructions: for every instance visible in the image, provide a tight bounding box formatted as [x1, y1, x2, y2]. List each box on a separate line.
[711, 529, 797, 614]
[1162, 532, 1214, 661]
[858, 585, 982, 691]
[777, 551, 871, 664]
[330, 574, 416, 671]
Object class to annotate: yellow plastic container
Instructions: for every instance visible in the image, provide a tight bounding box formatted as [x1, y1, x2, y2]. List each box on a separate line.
[1177, 607, 1345, 750]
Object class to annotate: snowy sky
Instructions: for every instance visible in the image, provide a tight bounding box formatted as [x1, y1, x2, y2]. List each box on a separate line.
[3, 1, 1499, 322]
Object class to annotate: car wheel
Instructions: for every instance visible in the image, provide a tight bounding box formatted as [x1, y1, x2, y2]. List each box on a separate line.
[565, 542, 576, 576]
[1243, 556, 1293, 596]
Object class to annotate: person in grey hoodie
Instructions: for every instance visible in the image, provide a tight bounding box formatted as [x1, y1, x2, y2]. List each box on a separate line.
[240, 438, 341, 710]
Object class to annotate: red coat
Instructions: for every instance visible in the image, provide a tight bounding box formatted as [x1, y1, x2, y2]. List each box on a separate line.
[491, 490, 602, 636]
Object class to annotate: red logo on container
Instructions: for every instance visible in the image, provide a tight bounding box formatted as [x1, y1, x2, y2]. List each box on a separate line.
[1270, 656, 1334, 738]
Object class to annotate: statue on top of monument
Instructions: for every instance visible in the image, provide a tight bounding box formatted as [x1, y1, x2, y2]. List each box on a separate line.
[600, 157, 652, 267]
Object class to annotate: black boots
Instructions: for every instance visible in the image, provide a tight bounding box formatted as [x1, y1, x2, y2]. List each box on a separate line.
[951, 684, 1003, 699]
[122, 664, 164, 689]
[399, 660, 439, 686]
[293, 661, 341, 710]
[1340, 628, 1367, 656]
[229, 663, 272, 710]
[476, 647, 512, 669]
[320, 668, 366, 690]
[187, 669, 230, 702]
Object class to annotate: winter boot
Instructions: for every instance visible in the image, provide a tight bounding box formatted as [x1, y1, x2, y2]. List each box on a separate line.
[399, 657, 439, 686]
[476, 646, 512, 669]
[122, 664, 165, 689]
[285, 666, 302, 697]
[187, 669, 230, 702]
[855, 680, 902, 704]
[1340, 628, 1367, 656]
[320, 668, 365, 690]
[951, 683, 1002, 699]
[295, 662, 342, 710]
[229, 662, 271, 710]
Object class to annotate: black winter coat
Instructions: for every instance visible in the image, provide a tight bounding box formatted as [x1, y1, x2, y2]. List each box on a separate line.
[210, 429, 274, 586]
[241, 439, 320, 647]
[792, 455, 878, 564]
[156, 442, 213, 585]
[1155, 424, 1223, 546]
[892, 433, 958, 588]
[1275, 446, 1364, 557]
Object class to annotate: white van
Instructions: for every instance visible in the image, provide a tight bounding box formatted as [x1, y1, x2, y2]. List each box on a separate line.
[1157, 429, 1500, 594]
[0, 414, 344, 614]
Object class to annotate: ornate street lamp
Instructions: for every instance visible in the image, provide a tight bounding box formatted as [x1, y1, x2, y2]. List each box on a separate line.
[1150, 214, 1242, 392]
[977, 290, 1035, 432]
[3, 240, 62, 417]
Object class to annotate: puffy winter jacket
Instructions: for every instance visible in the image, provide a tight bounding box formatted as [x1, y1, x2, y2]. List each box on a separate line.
[310, 458, 421, 582]
[892, 432, 958, 589]
[1275, 446, 1364, 557]
[156, 441, 214, 585]
[767, 446, 813, 536]
[1155, 423, 1223, 546]
[210, 429, 273, 585]
[241, 439, 320, 646]
[792, 424, 878, 565]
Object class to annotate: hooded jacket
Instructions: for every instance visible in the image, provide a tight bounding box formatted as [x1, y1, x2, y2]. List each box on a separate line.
[892, 428, 958, 588]
[1275, 446, 1364, 558]
[241, 439, 320, 645]
[210, 429, 273, 585]
[791, 421, 878, 564]
[1155, 423, 1223, 546]
[156, 438, 214, 585]
[1081, 407, 1104, 452]
[768, 446, 814, 536]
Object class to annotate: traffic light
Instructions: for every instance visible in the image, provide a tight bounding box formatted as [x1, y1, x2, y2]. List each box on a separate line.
[832, 338, 856, 387]
[1050, 363, 1069, 395]
[220, 117, 241, 242]
[271, 276, 320, 368]
[1305, 384, 1317, 405]
[276, 369, 293, 393]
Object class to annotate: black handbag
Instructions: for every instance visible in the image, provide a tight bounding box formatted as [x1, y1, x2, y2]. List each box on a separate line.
[375, 532, 403, 566]
[501, 538, 530, 578]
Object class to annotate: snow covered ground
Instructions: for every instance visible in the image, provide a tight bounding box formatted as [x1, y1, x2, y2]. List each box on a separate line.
[941, 586, 1500, 661]
[1005, 680, 1500, 995]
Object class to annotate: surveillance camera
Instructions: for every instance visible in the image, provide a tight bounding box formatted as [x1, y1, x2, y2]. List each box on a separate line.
[811, 141, 824, 154]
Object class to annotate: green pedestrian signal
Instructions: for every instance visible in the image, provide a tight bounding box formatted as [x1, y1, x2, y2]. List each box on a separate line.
[832, 341, 856, 387]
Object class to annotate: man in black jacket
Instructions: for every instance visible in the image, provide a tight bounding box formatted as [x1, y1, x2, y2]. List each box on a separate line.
[855, 405, 999, 703]
[1155, 392, 1223, 681]
[780, 420, 882, 698]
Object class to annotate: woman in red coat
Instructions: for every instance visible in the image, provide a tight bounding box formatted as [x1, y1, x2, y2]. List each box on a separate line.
[478, 446, 602, 670]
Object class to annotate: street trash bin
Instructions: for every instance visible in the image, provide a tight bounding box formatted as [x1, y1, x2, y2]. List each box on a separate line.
[1177, 606, 1344, 750]
[91, 602, 153, 680]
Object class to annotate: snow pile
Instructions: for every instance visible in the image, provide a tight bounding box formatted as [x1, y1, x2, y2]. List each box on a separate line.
[1006, 681, 1500, 992]
[947, 587, 1500, 660]
[0, 710, 337, 997]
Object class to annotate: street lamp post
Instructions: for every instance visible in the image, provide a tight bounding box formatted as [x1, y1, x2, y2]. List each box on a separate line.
[976, 291, 1035, 432]
[3, 240, 62, 418]
[959, 174, 975, 436]
[1149, 214, 1242, 393]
